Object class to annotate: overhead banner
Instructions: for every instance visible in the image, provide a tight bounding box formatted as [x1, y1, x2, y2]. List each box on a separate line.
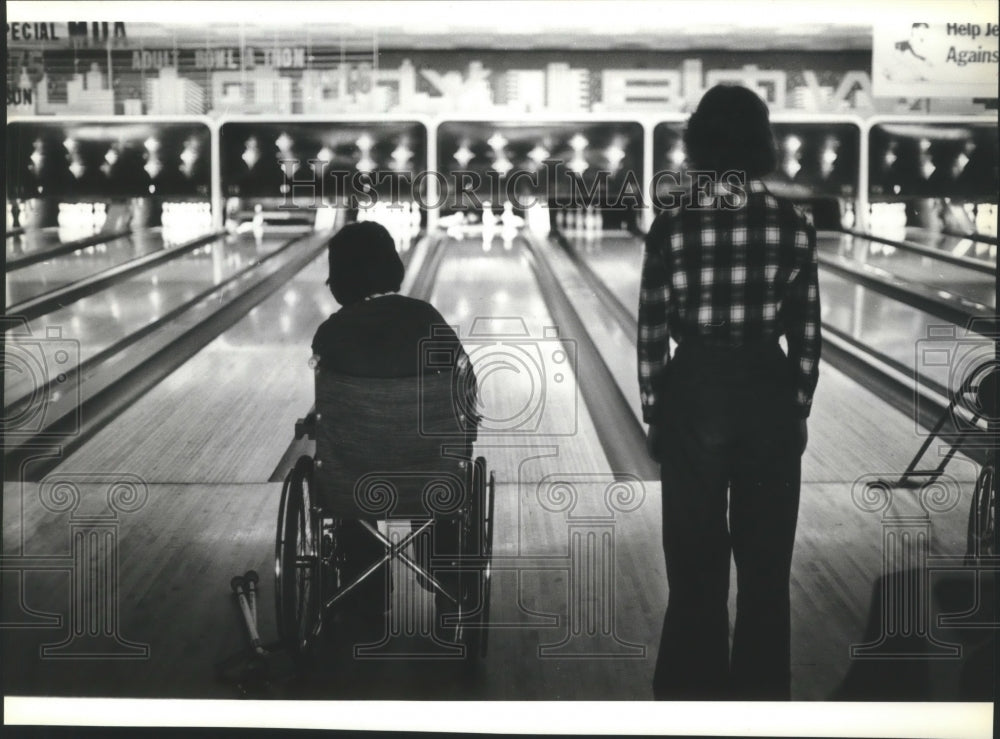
[873, 20, 999, 98]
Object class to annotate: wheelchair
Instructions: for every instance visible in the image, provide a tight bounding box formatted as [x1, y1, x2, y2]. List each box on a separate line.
[274, 366, 495, 664]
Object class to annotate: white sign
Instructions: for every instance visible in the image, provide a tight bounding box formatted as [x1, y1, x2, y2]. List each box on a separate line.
[873, 20, 999, 98]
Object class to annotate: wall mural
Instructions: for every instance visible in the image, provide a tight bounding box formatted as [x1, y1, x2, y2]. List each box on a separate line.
[7, 23, 992, 119]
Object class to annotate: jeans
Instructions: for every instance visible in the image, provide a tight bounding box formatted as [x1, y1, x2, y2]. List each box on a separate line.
[652, 341, 802, 700]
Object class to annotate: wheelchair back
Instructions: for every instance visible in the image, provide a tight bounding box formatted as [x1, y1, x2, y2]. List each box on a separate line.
[313, 368, 476, 519]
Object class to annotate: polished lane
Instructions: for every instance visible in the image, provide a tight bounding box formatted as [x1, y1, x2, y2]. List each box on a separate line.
[818, 231, 995, 310]
[6, 229, 179, 308]
[428, 234, 614, 483]
[6, 223, 128, 264]
[4, 231, 303, 407]
[47, 243, 337, 481]
[866, 223, 997, 265]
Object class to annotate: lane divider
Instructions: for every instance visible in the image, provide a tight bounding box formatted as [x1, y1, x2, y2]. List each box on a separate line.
[817, 253, 994, 332]
[8, 230, 226, 321]
[4, 230, 314, 415]
[521, 230, 659, 481]
[6, 228, 134, 271]
[843, 227, 995, 275]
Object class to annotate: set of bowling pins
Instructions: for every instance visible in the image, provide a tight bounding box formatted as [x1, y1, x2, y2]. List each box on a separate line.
[481, 201, 523, 252]
[57, 202, 106, 240]
[356, 200, 422, 252]
[868, 202, 908, 239]
[556, 206, 604, 236]
[15, 199, 45, 229]
[973, 202, 997, 238]
[161, 201, 212, 246]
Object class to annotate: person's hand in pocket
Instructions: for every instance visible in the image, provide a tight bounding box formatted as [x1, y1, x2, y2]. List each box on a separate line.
[796, 419, 808, 455]
[646, 423, 661, 461]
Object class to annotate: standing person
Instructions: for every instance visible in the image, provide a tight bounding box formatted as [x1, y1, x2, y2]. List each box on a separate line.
[638, 84, 821, 700]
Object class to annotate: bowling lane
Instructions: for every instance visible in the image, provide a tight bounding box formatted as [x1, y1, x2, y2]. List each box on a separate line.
[866, 224, 997, 265]
[6, 224, 125, 263]
[563, 230, 643, 314]
[429, 234, 614, 483]
[4, 231, 302, 406]
[817, 231, 995, 310]
[49, 244, 339, 482]
[6, 229, 179, 308]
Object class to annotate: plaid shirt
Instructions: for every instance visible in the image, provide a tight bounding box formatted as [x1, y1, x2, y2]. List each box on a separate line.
[638, 179, 821, 422]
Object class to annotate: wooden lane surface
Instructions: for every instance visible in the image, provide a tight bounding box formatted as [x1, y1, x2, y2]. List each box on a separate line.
[429, 235, 613, 482]
[46, 251, 336, 483]
[3, 229, 984, 702]
[2, 470, 977, 699]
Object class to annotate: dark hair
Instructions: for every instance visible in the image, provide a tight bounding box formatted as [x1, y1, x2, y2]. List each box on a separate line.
[326, 221, 404, 305]
[683, 84, 777, 178]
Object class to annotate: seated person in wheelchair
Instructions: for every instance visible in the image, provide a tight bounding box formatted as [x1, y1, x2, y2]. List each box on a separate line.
[311, 220, 479, 622]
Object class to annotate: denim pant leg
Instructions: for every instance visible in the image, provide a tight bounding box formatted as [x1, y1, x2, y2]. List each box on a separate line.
[653, 384, 734, 700]
[728, 390, 801, 699]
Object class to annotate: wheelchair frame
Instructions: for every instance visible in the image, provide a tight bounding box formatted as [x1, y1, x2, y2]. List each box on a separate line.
[274, 412, 495, 664]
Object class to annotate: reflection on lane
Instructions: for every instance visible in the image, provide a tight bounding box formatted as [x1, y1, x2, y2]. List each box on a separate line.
[6, 230, 174, 307]
[429, 235, 611, 480]
[565, 232, 643, 316]
[816, 232, 995, 310]
[6, 225, 123, 262]
[819, 271, 958, 394]
[51, 250, 340, 482]
[866, 223, 997, 265]
[4, 232, 301, 404]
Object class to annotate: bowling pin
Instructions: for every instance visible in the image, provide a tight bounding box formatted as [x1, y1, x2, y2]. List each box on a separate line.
[410, 201, 421, 235]
[252, 203, 265, 241]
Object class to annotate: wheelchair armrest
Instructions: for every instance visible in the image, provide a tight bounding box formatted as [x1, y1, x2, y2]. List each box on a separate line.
[295, 412, 317, 440]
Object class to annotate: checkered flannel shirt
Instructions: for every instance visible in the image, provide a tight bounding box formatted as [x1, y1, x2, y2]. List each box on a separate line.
[638, 178, 821, 422]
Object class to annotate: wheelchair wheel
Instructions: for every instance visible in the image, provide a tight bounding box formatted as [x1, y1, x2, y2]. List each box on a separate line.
[456, 456, 494, 660]
[966, 465, 995, 561]
[275, 455, 321, 658]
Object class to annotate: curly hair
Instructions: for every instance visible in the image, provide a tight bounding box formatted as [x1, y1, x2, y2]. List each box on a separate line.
[683, 85, 777, 178]
[326, 221, 404, 306]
